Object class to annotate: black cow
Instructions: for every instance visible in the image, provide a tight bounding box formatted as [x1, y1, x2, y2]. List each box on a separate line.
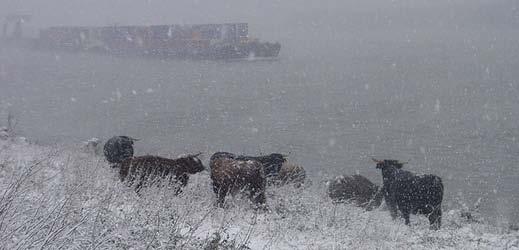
[210, 152, 287, 178]
[373, 159, 443, 229]
[103, 136, 138, 164]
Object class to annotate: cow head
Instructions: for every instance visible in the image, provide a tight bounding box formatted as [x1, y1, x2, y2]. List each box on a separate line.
[182, 153, 205, 174]
[268, 153, 287, 165]
[104, 136, 138, 164]
[372, 158, 405, 169]
[210, 152, 235, 162]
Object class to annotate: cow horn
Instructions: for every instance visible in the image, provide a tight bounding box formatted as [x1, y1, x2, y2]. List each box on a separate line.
[191, 152, 203, 157]
[372, 158, 383, 163]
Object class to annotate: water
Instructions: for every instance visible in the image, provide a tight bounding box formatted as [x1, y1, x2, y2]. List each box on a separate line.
[1, 31, 518, 227]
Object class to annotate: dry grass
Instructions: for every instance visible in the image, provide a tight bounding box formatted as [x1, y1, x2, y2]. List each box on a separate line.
[0, 138, 517, 249]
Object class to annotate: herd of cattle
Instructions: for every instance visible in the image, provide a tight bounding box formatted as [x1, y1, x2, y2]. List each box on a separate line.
[100, 136, 444, 229]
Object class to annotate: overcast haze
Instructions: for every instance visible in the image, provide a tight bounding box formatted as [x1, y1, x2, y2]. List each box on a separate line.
[3, 1, 519, 61]
[1, 0, 519, 229]
[3, 0, 519, 41]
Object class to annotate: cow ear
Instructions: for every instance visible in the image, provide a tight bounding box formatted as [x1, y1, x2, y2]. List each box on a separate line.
[188, 152, 203, 158]
[397, 160, 409, 168]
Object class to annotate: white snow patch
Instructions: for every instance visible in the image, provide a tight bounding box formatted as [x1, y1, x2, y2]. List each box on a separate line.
[115, 88, 122, 101]
[0, 138, 517, 249]
[434, 99, 441, 113]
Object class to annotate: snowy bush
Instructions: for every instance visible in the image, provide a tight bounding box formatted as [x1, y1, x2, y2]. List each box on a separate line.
[0, 138, 517, 249]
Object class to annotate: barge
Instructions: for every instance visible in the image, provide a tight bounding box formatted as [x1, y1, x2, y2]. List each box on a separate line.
[36, 23, 281, 60]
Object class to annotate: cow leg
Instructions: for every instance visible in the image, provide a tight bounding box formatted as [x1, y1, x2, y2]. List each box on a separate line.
[134, 180, 144, 193]
[216, 185, 228, 208]
[134, 174, 147, 193]
[249, 178, 267, 208]
[171, 175, 188, 195]
[175, 174, 188, 187]
[254, 191, 267, 207]
[249, 188, 266, 205]
[385, 191, 399, 219]
[388, 203, 399, 220]
[429, 207, 442, 230]
[119, 167, 129, 182]
[172, 183, 183, 195]
[212, 183, 220, 194]
[400, 207, 411, 225]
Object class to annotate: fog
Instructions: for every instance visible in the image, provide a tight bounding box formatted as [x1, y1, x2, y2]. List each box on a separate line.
[1, 0, 519, 229]
[3, 0, 519, 59]
[3, 1, 518, 37]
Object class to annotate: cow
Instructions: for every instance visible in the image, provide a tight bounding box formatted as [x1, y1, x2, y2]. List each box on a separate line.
[327, 174, 384, 210]
[276, 162, 306, 188]
[103, 136, 138, 165]
[236, 153, 287, 178]
[209, 152, 287, 178]
[209, 153, 266, 208]
[373, 159, 443, 229]
[118, 153, 205, 193]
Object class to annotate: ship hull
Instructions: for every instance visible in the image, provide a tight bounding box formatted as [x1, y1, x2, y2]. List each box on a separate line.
[34, 23, 280, 60]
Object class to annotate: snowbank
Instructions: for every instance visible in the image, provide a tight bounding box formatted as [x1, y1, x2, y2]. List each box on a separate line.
[0, 138, 517, 249]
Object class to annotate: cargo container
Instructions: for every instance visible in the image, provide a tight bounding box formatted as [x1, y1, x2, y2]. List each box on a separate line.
[36, 23, 280, 60]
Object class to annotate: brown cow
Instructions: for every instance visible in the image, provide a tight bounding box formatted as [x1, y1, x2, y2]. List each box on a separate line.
[327, 174, 384, 210]
[276, 162, 306, 187]
[210, 154, 266, 208]
[118, 153, 204, 193]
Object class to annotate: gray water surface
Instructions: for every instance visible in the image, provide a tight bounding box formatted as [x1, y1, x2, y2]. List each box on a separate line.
[1, 31, 518, 226]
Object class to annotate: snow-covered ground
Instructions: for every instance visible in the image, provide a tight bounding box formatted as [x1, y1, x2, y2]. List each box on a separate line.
[0, 137, 517, 249]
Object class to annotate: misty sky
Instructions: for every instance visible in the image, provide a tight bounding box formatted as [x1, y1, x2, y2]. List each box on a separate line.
[3, 0, 519, 81]
[2, 0, 518, 36]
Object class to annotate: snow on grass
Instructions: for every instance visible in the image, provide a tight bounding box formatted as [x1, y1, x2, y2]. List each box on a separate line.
[0, 137, 517, 249]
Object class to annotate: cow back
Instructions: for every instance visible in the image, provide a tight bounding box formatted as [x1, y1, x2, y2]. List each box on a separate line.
[277, 162, 306, 186]
[120, 155, 203, 181]
[388, 171, 443, 214]
[328, 175, 379, 206]
[210, 158, 265, 191]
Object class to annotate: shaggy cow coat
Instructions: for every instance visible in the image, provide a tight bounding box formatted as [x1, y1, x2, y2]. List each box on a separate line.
[209, 154, 266, 208]
[210, 152, 287, 178]
[374, 159, 444, 229]
[103, 136, 138, 164]
[327, 174, 383, 210]
[276, 162, 306, 187]
[118, 154, 204, 193]
[236, 153, 286, 178]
